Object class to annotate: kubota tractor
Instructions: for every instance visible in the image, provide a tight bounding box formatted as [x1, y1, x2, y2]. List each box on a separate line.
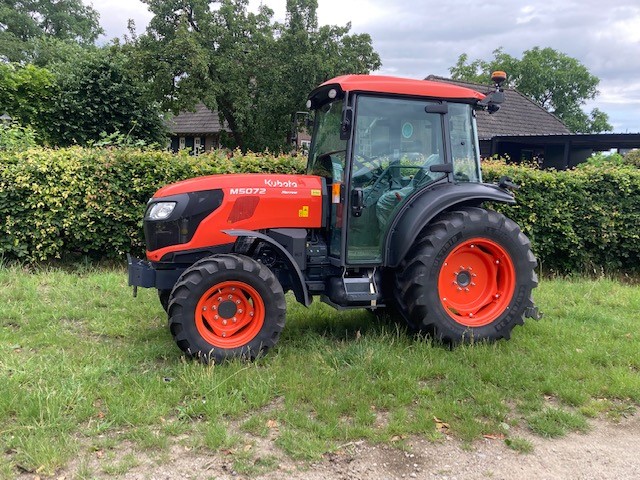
[128, 72, 539, 363]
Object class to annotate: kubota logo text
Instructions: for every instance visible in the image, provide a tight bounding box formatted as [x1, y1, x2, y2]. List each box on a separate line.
[264, 179, 298, 188]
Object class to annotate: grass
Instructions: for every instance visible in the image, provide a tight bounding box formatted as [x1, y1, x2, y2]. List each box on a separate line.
[1, 265, 639, 477]
[504, 437, 533, 454]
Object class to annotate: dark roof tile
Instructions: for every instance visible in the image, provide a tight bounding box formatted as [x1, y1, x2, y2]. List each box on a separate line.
[166, 103, 231, 135]
[425, 76, 571, 140]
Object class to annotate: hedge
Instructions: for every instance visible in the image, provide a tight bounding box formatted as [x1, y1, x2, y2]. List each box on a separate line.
[0, 147, 304, 261]
[482, 159, 640, 274]
[1, 148, 638, 274]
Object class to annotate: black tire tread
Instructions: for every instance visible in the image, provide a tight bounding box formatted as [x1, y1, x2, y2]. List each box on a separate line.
[394, 207, 538, 343]
[158, 289, 171, 312]
[167, 254, 286, 363]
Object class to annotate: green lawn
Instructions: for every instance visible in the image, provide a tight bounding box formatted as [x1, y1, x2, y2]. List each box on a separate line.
[0, 265, 639, 477]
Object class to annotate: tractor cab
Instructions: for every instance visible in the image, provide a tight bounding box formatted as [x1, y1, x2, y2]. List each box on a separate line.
[306, 75, 491, 265]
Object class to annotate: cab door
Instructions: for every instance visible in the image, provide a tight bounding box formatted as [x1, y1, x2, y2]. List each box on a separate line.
[346, 95, 445, 264]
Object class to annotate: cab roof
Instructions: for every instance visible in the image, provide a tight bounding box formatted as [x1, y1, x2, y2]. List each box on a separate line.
[309, 74, 485, 107]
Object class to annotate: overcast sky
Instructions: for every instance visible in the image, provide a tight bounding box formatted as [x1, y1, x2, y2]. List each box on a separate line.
[89, 0, 640, 133]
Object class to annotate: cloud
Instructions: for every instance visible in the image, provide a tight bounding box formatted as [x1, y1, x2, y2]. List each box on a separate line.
[90, 0, 153, 41]
[334, 0, 640, 131]
[515, 4, 541, 24]
[85, 0, 640, 132]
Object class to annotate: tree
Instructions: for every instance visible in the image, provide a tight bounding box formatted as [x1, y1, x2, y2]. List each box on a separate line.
[0, 122, 37, 151]
[132, 0, 381, 152]
[42, 47, 166, 146]
[0, 62, 55, 135]
[0, 0, 103, 62]
[29, 36, 89, 67]
[0, 47, 167, 147]
[450, 47, 612, 133]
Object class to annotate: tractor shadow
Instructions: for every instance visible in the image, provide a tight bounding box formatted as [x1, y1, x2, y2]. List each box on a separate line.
[282, 298, 411, 344]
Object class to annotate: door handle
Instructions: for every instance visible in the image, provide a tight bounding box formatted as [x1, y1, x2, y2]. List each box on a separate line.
[351, 188, 364, 217]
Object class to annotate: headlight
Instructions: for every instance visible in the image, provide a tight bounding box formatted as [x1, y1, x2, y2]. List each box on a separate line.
[148, 202, 177, 220]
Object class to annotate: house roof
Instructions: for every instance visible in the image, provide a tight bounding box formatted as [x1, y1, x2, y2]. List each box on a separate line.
[425, 76, 571, 140]
[166, 103, 231, 135]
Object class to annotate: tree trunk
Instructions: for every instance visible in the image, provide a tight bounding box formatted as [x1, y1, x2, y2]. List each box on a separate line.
[217, 97, 245, 152]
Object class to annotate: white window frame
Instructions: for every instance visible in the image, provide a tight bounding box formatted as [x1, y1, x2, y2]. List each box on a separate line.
[300, 140, 311, 152]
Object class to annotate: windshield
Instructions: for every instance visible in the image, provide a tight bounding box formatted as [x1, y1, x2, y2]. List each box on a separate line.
[449, 103, 481, 182]
[307, 100, 346, 181]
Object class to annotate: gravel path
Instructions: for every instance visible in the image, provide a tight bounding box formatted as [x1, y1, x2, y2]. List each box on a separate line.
[99, 413, 639, 480]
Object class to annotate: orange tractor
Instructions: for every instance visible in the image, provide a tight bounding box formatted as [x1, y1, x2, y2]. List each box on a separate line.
[128, 72, 539, 363]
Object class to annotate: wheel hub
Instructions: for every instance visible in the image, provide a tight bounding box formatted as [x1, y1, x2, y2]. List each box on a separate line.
[455, 270, 472, 288]
[195, 281, 265, 348]
[218, 300, 237, 319]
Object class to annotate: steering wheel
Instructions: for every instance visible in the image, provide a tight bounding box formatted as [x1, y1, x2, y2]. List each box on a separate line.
[362, 164, 402, 207]
[351, 154, 385, 186]
[363, 154, 442, 207]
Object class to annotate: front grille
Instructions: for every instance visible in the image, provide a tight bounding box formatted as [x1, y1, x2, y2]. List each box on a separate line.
[144, 218, 181, 252]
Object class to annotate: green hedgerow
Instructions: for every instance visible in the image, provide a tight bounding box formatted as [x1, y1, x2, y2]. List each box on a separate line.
[623, 149, 640, 168]
[482, 158, 640, 274]
[0, 148, 638, 274]
[0, 147, 304, 262]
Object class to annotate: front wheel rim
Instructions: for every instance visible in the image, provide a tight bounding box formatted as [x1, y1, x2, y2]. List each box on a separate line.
[437, 237, 516, 327]
[195, 281, 265, 348]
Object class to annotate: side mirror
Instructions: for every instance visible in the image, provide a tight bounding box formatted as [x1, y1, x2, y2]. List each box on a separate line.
[478, 71, 507, 114]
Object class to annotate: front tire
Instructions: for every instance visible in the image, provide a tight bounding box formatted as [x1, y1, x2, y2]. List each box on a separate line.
[158, 289, 171, 312]
[395, 207, 537, 344]
[168, 254, 286, 363]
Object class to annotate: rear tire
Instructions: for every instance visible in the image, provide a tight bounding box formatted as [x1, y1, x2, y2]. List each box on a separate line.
[395, 207, 537, 344]
[168, 254, 286, 363]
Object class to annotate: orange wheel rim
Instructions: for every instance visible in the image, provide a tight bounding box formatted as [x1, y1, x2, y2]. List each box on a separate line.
[437, 238, 516, 327]
[195, 281, 265, 348]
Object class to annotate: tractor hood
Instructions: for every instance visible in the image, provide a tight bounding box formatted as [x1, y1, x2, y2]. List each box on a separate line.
[145, 173, 325, 262]
[154, 173, 318, 197]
